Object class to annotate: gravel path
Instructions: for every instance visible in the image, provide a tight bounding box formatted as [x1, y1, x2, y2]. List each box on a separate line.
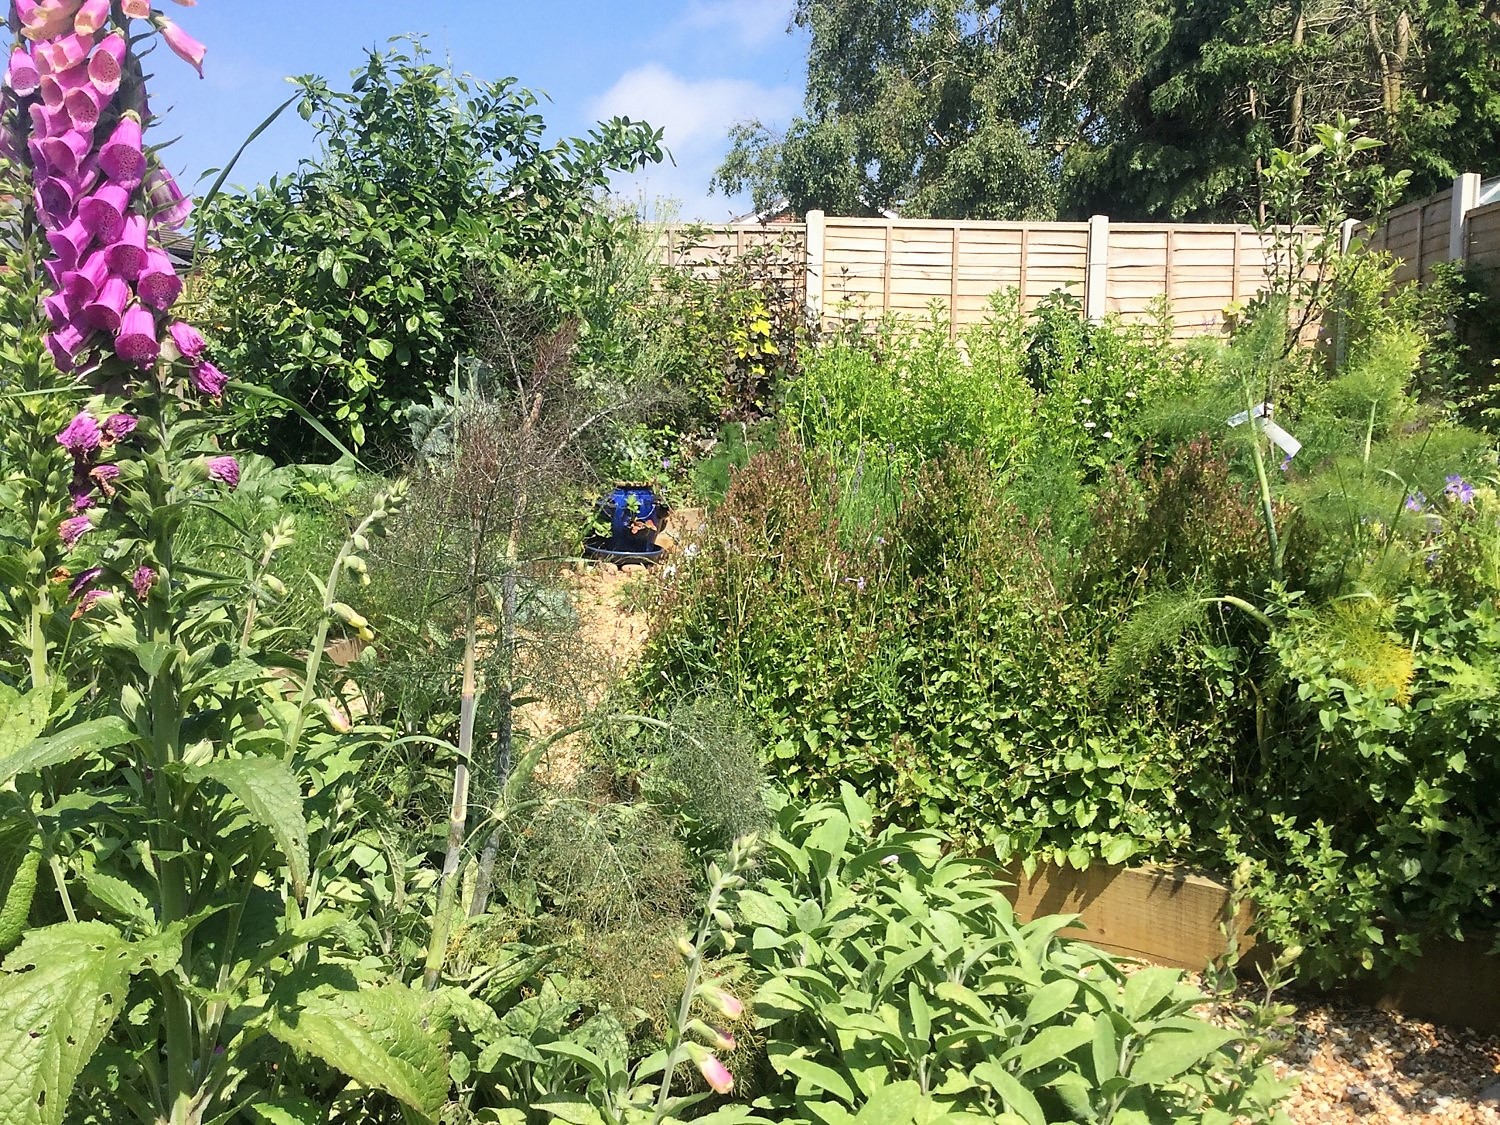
[1272, 997, 1500, 1123]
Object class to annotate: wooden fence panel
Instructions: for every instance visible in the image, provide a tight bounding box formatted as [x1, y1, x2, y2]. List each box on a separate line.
[655, 214, 1312, 339]
[1468, 201, 1500, 272]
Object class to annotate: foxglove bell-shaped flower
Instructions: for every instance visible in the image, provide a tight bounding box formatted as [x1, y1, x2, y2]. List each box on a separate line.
[120, 0, 150, 18]
[136, 247, 181, 309]
[67, 565, 102, 598]
[37, 54, 84, 106]
[61, 247, 107, 304]
[144, 165, 191, 228]
[7, 47, 39, 95]
[82, 274, 128, 330]
[131, 566, 156, 599]
[87, 31, 123, 95]
[79, 181, 128, 240]
[106, 212, 147, 278]
[61, 75, 106, 129]
[72, 0, 108, 36]
[27, 98, 69, 138]
[46, 323, 86, 370]
[58, 513, 92, 549]
[88, 461, 119, 497]
[38, 127, 90, 177]
[99, 113, 143, 185]
[102, 412, 137, 441]
[152, 17, 204, 77]
[115, 303, 159, 367]
[34, 32, 91, 74]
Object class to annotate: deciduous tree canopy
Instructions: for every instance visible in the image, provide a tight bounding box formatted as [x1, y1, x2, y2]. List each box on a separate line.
[715, 0, 1500, 221]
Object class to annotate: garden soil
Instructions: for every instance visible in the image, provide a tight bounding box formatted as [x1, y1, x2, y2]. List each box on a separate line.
[529, 538, 1500, 1123]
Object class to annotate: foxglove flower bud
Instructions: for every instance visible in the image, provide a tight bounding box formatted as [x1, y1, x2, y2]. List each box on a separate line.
[696, 1053, 733, 1095]
[152, 16, 204, 77]
[206, 455, 239, 489]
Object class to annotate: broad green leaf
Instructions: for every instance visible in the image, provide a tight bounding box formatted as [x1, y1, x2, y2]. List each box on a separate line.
[247, 1098, 323, 1125]
[268, 983, 451, 1121]
[1123, 967, 1181, 1020]
[907, 980, 931, 1044]
[0, 687, 49, 759]
[1022, 978, 1077, 1028]
[0, 922, 156, 1125]
[188, 756, 309, 898]
[530, 1096, 606, 1124]
[0, 818, 41, 955]
[971, 1062, 1046, 1125]
[772, 1053, 860, 1104]
[0, 718, 134, 786]
[1009, 1016, 1094, 1074]
[1091, 1011, 1121, 1084]
[537, 1039, 609, 1084]
[1128, 1025, 1239, 1085]
[81, 869, 154, 929]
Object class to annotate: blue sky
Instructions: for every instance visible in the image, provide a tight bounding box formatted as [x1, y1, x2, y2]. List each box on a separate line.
[146, 1, 807, 220]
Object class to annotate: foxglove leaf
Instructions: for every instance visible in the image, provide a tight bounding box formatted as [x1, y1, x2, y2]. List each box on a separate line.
[187, 755, 309, 898]
[0, 922, 173, 1125]
[0, 718, 135, 786]
[267, 983, 451, 1121]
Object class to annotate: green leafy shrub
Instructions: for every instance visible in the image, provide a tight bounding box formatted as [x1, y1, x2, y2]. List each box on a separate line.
[738, 791, 1291, 1124]
[202, 39, 664, 457]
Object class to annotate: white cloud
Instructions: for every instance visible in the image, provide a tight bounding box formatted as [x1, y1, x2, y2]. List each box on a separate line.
[589, 64, 799, 219]
[680, 0, 794, 51]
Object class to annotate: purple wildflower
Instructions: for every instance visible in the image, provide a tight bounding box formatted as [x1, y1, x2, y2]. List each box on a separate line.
[1444, 475, 1475, 505]
[58, 514, 92, 549]
[102, 413, 137, 441]
[131, 566, 156, 599]
[191, 361, 228, 398]
[71, 588, 113, 619]
[68, 566, 103, 599]
[89, 462, 120, 498]
[56, 411, 102, 460]
[167, 320, 205, 361]
[1404, 491, 1426, 513]
[206, 456, 240, 490]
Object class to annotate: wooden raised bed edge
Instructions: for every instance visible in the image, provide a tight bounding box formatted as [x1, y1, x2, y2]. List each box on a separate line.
[1000, 858, 1500, 1034]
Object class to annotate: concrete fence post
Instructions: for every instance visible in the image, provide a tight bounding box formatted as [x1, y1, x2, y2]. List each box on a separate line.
[805, 209, 826, 330]
[1086, 214, 1109, 322]
[1449, 172, 1481, 266]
